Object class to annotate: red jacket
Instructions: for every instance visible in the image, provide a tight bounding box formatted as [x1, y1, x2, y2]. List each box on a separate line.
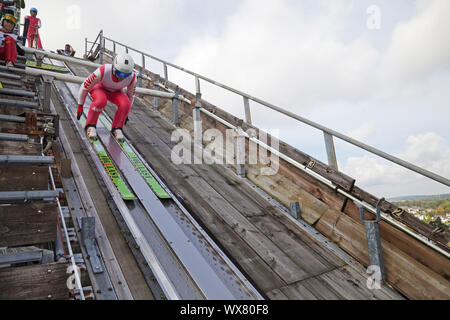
[25, 16, 41, 37]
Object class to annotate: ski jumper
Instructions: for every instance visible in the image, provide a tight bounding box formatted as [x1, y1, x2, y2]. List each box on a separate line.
[78, 64, 137, 129]
[25, 15, 42, 49]
[0, 31, 17, 64]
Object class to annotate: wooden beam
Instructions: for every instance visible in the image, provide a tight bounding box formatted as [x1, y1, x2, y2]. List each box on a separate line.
[0, 202, 57, 247]
[0, 166, 49, 191]
[0, 263, 69, 300]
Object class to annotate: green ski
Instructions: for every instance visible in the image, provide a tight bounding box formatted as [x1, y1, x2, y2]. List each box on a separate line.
[79, 117, 136, 200]
[100, 115, 171, 199]
[26, 60, 70, 73]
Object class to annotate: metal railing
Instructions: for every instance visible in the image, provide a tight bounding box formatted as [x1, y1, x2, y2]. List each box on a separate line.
[76, 32, 450, 257]
[84, 31, 449, 188]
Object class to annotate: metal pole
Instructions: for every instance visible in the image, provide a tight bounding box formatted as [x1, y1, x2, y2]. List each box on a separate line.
[0, 155, 54, 166]
[142, 54, 146, 70]
[235, 122, 246, 178]
[153, 83, 159, 110]
[323, 132, 338, 170]
[195, 76, 201, 98]
[243, 97, 252, 124]
[99, 30, 104, 64]
[85, 38, 87, 57]
[164, 63, 168, 81]
[0, 98, 39, 109]
[172, 86, 180, 126]
[193, 101, 203, 165]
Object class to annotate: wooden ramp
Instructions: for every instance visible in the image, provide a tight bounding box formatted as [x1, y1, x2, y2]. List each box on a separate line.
[64, 62, 407, 300]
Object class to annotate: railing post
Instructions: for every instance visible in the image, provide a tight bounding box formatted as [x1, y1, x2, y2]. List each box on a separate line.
[141, 54, 146, 70]
[243, 96, 252, 124]
[125, 46, 129, 54]
[235, 120, 246, 178]
[113, 41, 116, 55]
[195, 77, 201, 98]
[172, 86, 180, 126]
[164, 63, 168, 81]
[153, 82, 159, 110]
[84, 38, 87, 57]
[193, 101, 203, 165]
[99, 30, 104, 64]
[323, 132, 338, 170]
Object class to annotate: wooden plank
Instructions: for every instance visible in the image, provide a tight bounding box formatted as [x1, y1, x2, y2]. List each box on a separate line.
[315, 208, 450, 299]
[0, 140, 41, 155]
[0, 202, 57, 247]
[0, 166, 48, 191]
[266, 288, 289, 300]
[319, 266, 394, 300]
[280, 276, 343, 300]
[0, 263, 69, 300]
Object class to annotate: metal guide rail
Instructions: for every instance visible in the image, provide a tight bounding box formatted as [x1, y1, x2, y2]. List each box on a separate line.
[50, 58, 264, 300]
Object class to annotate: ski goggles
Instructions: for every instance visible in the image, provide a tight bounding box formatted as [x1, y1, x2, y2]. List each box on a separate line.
[113, 68, 132, 78]
[3, 15, 17, 24]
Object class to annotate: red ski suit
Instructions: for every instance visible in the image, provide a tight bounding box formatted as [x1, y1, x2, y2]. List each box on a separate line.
[25, 15, 43, 49]
[78, 64, 137, 129]
[0, 31, 17, 64]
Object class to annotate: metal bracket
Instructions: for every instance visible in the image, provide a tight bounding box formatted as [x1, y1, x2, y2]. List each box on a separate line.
[34, 52, 45, 67]
[355, 198, 386, 281]
[79, 217, 104, 274]
[41, 75, 55, 113]
[290, 202, 301, 220]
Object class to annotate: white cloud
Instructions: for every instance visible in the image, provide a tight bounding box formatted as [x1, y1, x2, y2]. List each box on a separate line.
[381, 0, 450, 84]
[346, 122, 377, 143]
[343, 132, 450, 196]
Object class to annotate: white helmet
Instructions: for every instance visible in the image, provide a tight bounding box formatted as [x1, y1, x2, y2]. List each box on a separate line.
[113, 54, 134, 77]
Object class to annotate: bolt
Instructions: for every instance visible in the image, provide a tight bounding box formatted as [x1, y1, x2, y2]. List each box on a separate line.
[96, 289, 102, 294]
[118, 281, 122, 285]
[108, 287, 112, 291]
[47, 269, 52, 273]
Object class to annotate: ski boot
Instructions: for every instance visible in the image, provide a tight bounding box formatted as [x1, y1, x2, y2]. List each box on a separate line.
[85, 125, 97, 140]
[112, 127, 124, 142]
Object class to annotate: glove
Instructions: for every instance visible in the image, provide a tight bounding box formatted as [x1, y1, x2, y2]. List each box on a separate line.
[77, 104, 84, 120]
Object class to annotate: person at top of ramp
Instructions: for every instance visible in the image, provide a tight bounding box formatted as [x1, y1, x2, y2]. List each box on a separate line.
[25, 7, 42, 49]
[57, 44, 76, 57]
[77, 53, 137, 142]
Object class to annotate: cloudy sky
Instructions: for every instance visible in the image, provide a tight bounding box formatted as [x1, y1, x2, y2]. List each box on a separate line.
[23, 0, 450, 198]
